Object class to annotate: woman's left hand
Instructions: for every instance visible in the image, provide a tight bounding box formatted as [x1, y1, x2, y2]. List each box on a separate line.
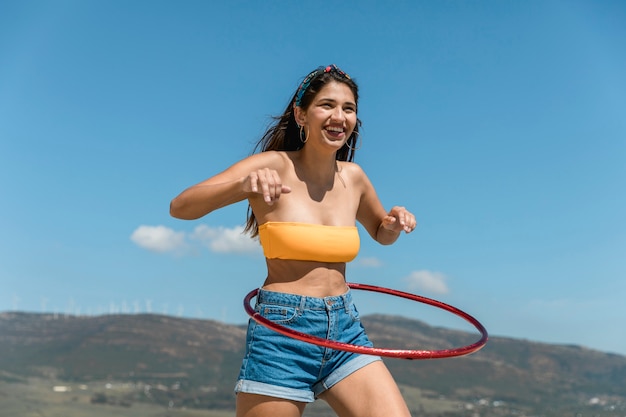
[381, 206, 417, 234]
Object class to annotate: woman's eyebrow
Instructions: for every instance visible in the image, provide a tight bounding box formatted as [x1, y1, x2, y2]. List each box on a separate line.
[316, 97, 357, 106]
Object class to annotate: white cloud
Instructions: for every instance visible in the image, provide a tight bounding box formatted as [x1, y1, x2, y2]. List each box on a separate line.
[130, 225, 187, 253]
[131, 224, 261, 256]
[404, 270, 450, 295]
[191, 224, 260, 254]
[355, 257, 383, 267]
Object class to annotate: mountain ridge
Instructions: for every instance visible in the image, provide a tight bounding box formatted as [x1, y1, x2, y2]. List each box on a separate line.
[1, 311, 624, 416]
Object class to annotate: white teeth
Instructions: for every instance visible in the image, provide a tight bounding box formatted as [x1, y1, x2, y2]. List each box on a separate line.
[326, 127, 344, 133]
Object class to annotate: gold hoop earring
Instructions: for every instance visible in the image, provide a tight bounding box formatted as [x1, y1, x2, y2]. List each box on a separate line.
[300, 125, 308, 144]
[348, 131, 361, 151]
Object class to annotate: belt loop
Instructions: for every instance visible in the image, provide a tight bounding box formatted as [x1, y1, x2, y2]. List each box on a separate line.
[255, 288, 264, 308]
[299, 295, 306, 312]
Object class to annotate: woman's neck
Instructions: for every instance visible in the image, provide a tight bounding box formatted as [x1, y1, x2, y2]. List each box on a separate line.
[294, 149, 338, 185]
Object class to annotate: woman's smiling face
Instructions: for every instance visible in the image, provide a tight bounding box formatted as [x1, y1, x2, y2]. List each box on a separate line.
[299, 81, 357, 149]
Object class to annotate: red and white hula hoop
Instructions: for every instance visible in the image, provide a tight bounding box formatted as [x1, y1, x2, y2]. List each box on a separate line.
[243, 282, 488, 360]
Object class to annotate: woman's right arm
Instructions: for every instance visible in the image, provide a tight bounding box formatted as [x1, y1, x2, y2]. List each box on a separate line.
[169, 151, 291, 220]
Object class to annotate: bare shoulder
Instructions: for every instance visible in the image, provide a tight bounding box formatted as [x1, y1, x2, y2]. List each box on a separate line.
[338, 161, 369, 184]
[246, 150, 288, 168]
[197, 150, 289, 186]
[228, 150, 291, 175]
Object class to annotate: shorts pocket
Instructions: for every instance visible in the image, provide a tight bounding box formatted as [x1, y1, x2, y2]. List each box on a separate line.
[347, 303, 362, 323]
[257, 304, 301, 324]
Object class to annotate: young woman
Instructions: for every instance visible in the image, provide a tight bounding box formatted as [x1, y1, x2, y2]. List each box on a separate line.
[170, 65, 416, 417]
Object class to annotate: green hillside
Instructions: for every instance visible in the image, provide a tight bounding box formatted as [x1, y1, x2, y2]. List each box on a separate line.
[1, 312, 624, 417]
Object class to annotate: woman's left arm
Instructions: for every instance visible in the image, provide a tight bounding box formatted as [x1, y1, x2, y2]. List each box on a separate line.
[354, 165, 417, 245]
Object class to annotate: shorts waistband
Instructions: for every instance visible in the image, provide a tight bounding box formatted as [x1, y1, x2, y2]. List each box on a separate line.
[256, 288, 353, 311]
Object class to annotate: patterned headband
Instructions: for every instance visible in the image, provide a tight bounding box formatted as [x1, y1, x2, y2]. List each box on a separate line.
[294, 64, 351, 107]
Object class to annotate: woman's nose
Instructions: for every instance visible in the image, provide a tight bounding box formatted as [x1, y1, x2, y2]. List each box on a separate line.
[330, 107, 345, 121]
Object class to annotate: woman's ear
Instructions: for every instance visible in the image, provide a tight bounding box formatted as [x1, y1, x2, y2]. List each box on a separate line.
[293, 105, 306, 127]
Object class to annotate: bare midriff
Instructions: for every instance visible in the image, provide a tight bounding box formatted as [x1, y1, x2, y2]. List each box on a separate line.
[262, 259, 348, 298]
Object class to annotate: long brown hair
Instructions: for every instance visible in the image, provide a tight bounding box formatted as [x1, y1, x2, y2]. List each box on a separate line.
[244, 66, 362, 237]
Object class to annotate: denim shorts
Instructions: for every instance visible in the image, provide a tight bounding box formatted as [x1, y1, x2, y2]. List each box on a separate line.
[234, 288, 381, 403]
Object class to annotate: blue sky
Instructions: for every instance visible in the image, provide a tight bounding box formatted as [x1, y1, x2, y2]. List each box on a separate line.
[1, 1, 625, 355]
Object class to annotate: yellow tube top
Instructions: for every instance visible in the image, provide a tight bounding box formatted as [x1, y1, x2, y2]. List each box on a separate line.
[258, 222, 360, 263]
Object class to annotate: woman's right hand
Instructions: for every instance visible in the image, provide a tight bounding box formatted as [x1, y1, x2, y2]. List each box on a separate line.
[243, 168, 291, 205]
